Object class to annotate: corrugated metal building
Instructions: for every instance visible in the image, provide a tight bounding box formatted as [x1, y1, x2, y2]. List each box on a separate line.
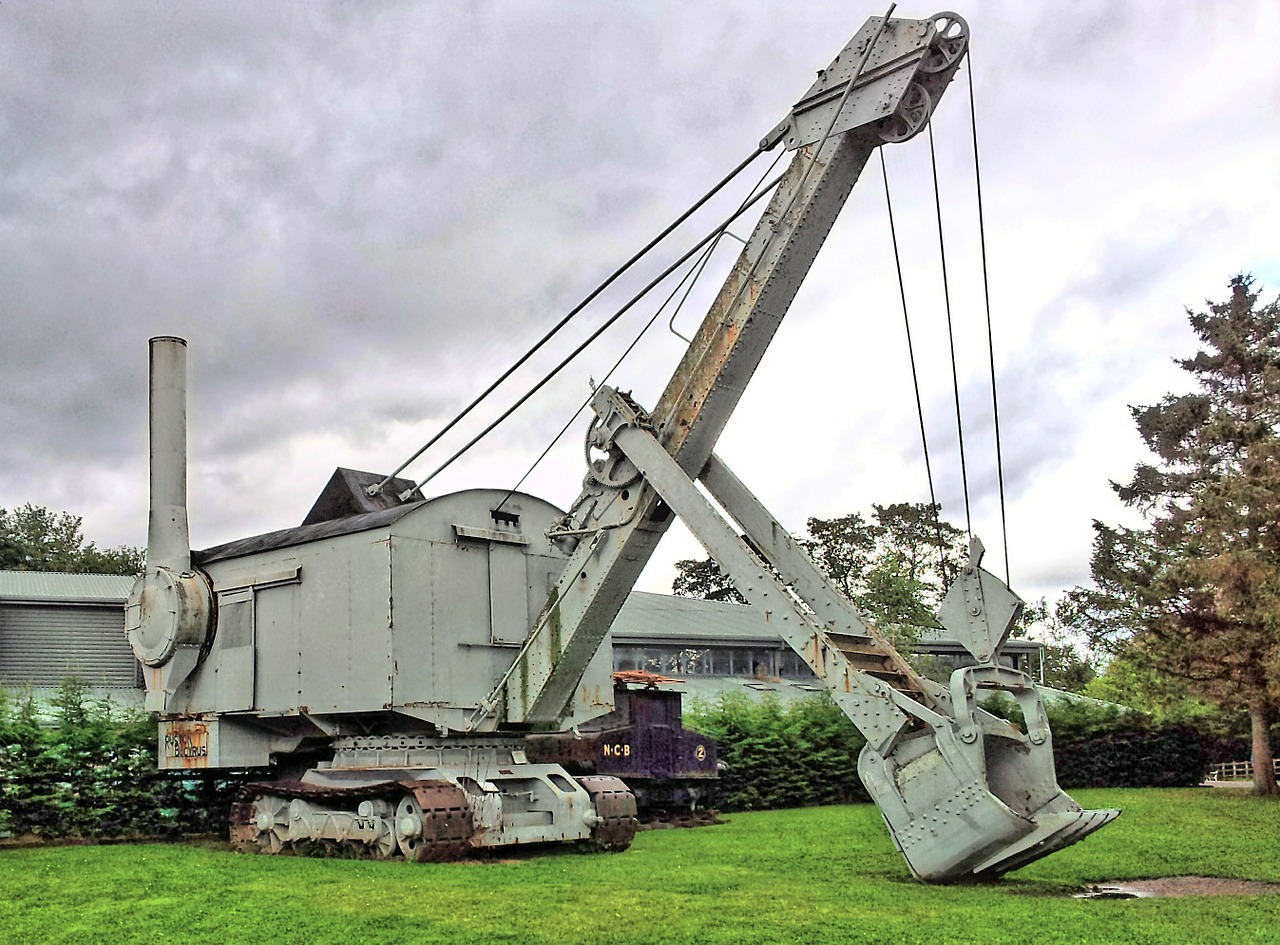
[0, 570, 141, 701]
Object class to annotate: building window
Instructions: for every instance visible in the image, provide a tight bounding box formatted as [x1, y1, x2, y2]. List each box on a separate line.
[612, 643, 817, 681]
[778, 649, 815, 679]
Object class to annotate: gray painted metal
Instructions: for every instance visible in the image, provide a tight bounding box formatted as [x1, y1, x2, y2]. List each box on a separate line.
[699, 453, 949, 709]
[307, 740, 600, 848]
[144, 486, 615, 768]
[128, 337, 215, 712]
[487, 11, 1118, 880]
[936, 537, 1021, 663]
[146, 336, 193, 574]
[766, 13, 968, 151]
[614, 416, 912, 751]
[126, 10, 1117, 876]
[620, 416, 1120, 879]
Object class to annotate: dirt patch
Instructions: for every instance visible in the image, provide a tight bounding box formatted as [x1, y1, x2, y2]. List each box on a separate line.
[1076, 877, 1280, 899]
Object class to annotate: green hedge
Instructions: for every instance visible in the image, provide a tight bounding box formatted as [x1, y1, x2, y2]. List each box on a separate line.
[1053, 727, 1207, 788]
[687, 691, 1223, 813]
[980, 694, 1212, 789]
[0, 680, 1246, 838]
[0, 681, 241, 840]
[685, 694, 869, 810]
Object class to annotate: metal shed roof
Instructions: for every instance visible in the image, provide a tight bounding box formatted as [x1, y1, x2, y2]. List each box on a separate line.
[0, 570, 135, 604]
[612, 592, 790, 643]
[613, 591, 1042, 653]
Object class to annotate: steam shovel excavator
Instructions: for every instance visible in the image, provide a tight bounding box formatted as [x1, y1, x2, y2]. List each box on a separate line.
[128, 9, 1117, 880]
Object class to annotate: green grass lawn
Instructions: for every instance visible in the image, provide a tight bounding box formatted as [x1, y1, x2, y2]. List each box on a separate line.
[2, 789, 1278, 944]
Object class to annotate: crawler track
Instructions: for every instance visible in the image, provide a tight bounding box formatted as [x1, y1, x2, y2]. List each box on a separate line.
[229, 774, 636, 858]
[229, 778, 474, 861]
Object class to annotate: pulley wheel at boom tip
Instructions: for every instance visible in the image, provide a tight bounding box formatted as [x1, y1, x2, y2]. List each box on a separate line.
[879, 82, 933, 144]
[920, 12, 968, 74]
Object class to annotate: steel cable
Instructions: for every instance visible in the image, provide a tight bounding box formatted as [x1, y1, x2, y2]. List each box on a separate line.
[415, 3, 899, 500]
[928, 121, 972, 539]
[879, 147, 949, 582]
[967, 57, 1011, 584]
[404, 166, 789, 496]
[482, 3, 895, 509]
[494, 148, 788, 510]
[367, 145, 767, 498]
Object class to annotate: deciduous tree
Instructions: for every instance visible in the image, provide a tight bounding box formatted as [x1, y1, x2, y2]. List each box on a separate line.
[673, 502, 966, 635]
[0, 504, 143, 576]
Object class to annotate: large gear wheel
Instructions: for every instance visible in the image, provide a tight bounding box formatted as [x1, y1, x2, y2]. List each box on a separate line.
[583, 415, 642, 489]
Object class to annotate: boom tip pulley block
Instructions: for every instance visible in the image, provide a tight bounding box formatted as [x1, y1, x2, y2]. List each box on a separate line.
[763, 11, 969, 152]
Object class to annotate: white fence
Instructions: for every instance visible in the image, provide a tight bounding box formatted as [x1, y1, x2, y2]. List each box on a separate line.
[1207, 759, 1280, 781]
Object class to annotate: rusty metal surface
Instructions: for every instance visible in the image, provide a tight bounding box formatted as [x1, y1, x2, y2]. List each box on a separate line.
[399, 779, 475, 862]
[576, 775, 638, 851]
[159, 719, 215, 770]
[230, 778, 399, 853]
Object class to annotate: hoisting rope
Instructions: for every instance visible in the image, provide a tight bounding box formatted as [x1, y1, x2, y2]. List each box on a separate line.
[927, 121, 973, 540]
[879, 147, 949, 582]
[495, 148, 788, 511]
[366, 145, 768, 499]
[967, 55, 1011, 585]
[402, 165, 789, 496]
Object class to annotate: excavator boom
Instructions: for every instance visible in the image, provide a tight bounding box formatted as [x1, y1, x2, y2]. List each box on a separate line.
[491, 10, 1118, 881]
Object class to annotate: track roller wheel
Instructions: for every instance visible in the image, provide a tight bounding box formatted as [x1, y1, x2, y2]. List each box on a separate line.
[367, 812, 398, 859]
[230, 789, 290, 853]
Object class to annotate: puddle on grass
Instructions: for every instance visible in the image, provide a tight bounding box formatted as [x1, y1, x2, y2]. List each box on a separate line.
[1074, 885, 1145, 900]
[1074, 877, 1280, 899]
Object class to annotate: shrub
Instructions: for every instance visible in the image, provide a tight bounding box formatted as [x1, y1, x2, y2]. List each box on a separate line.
[0, 681, 247, 841]
[980, 693, 1211, 788]
[689, 689, 1229, 813]
[686, 694, 868, 811]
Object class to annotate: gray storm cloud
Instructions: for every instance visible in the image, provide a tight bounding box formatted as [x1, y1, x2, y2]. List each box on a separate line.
[1, 0, 1276, 607]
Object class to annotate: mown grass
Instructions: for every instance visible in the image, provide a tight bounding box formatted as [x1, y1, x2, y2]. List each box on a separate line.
[2, 788, 1279, 944]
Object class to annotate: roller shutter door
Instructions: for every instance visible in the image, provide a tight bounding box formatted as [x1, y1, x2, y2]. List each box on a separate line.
[0, 603, 139, 688]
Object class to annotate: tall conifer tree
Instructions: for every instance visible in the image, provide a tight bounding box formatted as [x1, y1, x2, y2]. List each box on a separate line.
[1070, 275, 1280, 794]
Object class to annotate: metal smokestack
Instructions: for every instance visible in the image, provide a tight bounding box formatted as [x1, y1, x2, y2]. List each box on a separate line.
[147, 336, 192, 573]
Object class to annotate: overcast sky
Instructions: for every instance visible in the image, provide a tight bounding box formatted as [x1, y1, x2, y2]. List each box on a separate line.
[2, 1, 1277, 613]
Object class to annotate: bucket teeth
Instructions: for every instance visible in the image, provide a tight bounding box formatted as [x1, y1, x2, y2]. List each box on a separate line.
[971, 807, 1121, 878]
